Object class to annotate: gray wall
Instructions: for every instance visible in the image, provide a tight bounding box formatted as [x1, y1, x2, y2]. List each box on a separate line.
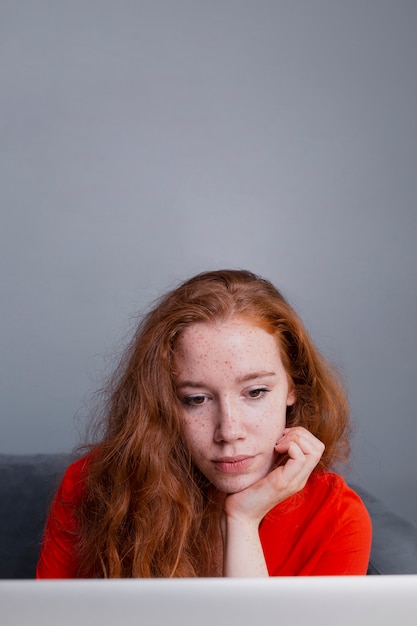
[1, 2, 416, 523]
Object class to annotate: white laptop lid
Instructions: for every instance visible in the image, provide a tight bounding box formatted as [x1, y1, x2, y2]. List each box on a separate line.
[1, 576, 417, 626]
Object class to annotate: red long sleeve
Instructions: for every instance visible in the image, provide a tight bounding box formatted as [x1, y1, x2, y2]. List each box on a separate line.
[36, 457, 87, 578]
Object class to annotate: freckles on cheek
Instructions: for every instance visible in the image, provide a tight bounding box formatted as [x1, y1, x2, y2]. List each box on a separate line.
[182, 419, 209, 446]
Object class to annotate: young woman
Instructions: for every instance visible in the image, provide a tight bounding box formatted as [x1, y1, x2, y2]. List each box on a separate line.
[36, 269, 371, 578]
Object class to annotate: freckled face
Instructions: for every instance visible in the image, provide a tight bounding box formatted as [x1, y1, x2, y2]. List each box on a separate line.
[173, 318, 296, 494]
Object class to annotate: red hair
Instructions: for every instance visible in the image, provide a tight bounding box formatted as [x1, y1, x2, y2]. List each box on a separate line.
[76, 270, 350, 577]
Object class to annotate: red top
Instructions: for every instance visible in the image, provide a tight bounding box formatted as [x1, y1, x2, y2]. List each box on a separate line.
[36, 457, 372, 578]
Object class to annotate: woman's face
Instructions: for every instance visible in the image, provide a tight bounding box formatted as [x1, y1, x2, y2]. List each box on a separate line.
[173, 317, 295, 494]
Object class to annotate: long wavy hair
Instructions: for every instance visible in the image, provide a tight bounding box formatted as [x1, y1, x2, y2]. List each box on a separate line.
[75, 269, 350, 577]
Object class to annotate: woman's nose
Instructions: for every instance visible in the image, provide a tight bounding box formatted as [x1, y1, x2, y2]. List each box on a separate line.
[213, 398, 245, 443]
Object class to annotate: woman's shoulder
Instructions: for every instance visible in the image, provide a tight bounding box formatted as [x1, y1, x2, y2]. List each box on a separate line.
[306, 470, 351, 492]
[58, 453, 93, 502]
[304, 471, 371, 524]
[305, 470, 362, 501]
[307, 470, 363, 498]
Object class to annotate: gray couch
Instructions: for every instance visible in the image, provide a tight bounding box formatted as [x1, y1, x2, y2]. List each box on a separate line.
[1, 454, 416, 578]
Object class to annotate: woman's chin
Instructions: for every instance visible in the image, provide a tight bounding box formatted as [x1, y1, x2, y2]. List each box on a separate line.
[211, 474, 262, 495]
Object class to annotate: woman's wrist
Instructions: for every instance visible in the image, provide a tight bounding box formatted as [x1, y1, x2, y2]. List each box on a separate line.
[222, 510, 268, 577]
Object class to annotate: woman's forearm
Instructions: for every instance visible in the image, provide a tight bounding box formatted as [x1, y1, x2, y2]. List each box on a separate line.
[222, 515, 268, 577]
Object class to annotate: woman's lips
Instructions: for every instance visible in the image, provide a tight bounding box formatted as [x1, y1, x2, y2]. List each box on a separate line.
[212, 456, 255, 474]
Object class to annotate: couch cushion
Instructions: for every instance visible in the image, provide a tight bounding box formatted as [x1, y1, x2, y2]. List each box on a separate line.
[351, 484, 417, 574]
[0, 454, 70, 578]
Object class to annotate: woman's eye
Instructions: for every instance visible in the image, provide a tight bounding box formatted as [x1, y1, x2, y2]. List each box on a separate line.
[183, 395, 207, 407]
[247, 388, 269, 399]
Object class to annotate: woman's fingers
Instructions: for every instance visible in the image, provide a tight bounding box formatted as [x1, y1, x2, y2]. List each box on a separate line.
[268, 427, 325, 495]
[275, 427, 325, 462]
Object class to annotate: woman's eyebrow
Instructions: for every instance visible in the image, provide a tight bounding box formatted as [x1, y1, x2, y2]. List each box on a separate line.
[175, 380, 207, 390]
[236, 371, 277, 383]
[175, 371, 277, 390]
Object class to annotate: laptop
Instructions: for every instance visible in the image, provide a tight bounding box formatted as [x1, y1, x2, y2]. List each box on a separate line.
[1, 576, 417, 626]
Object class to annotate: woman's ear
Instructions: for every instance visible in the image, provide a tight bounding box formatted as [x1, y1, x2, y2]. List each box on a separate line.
[286, 387, 296, 407]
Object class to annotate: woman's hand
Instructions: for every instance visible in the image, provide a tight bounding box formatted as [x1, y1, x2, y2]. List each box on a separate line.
[221, 427, 324, 577]
[225, 426, 325, 524]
